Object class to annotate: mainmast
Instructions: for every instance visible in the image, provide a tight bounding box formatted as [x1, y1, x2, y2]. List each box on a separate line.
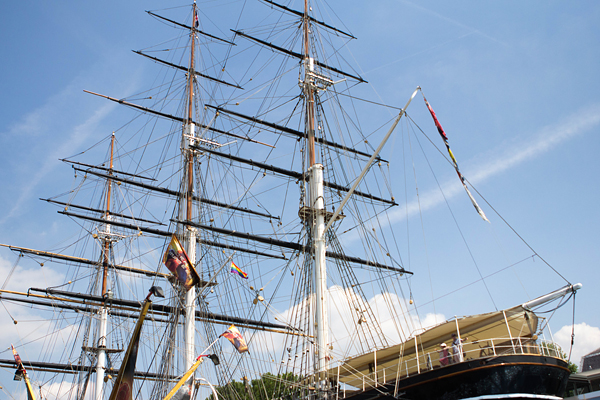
[183, 1, 199, 374]
[95, 133, 115, 400]
[303, 0, 329, 394]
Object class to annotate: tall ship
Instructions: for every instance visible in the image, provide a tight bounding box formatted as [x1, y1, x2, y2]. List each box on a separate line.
[0, 1, 581, 400]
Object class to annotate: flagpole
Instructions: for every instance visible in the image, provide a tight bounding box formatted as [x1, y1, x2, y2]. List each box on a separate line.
[162, 337, 220, 400]
[11, 345, 38, 400]
[108, 289, 158, 400]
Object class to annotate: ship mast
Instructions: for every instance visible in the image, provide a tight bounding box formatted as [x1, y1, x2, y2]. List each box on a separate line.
[303, 0, 329, 394]
[183, 1, 198, 374]
[95, 133, 115, 400]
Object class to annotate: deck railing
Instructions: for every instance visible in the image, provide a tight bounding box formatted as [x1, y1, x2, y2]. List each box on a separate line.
[339, 338, 565, 394]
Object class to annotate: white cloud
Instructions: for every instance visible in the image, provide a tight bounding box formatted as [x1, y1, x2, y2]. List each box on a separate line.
[0, 254, 65, 293]
[39, 380, 86, 400]
[261, 286, 445, 367]
[554, 322, 600, 369]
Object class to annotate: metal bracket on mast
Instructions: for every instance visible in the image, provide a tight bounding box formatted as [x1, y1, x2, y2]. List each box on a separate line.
[184, 133, 234, 150]
[301, 57, 344, 92]
[298, 206, 345, 224]
[92, 230, 126, 243]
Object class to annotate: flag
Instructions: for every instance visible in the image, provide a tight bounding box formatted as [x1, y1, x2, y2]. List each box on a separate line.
[172, 378, 193, 400]
[112, 340, 138, 400]
[194, 9, 199, 28]
[11, 344, 25, 379]
[221, 325, 248, 353]
[109, 296, 152, 400]
[423, 94, 489, 222]
[163, 235, 200, 291]
[11, 345, 37, 400]
[230, 261, 248, 279]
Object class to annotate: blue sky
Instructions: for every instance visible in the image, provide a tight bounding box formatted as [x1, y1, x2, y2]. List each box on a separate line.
[1, 0, 599, 395]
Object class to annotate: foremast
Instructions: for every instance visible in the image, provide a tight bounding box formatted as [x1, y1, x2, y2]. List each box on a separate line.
[302, 0, 329, 395]
[182, 1, 199, 376]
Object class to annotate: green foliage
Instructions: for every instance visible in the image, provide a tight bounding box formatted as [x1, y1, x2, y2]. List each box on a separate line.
[208, 372, 300, 400]
[540, 342, 578, 374]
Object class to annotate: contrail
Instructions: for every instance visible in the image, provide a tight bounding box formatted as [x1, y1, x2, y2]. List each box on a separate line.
[390, 103, 600, 223]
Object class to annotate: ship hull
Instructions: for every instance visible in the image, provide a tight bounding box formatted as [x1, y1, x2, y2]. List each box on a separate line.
[342, 354, 570, 400]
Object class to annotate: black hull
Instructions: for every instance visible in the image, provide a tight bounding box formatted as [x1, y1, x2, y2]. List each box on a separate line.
[342, 354, 570, 400]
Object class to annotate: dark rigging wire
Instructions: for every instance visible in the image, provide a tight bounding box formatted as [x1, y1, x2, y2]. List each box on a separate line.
[568, 292, 576, 362]
[405, 113, 571, 285]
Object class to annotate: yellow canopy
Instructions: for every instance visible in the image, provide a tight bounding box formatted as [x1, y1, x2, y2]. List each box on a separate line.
[329, 305, 538, 389]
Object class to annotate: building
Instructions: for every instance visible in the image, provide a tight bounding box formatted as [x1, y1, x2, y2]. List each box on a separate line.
[563, 348, 600, 399]
[582, 348, 600, 372]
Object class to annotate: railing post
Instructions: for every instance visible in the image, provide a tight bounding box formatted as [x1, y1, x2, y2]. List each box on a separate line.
[547, 324, 557, 355]
[415, 336, 420, 374]
[455, 318, 464, 362]
[541, 331, 549, 356]
[374, 349, 377, 387]
[518, 337, 523, 354]
[491, 339, 496, 356]
[336, 365, 340, 400]
[502, 311, 516, 354]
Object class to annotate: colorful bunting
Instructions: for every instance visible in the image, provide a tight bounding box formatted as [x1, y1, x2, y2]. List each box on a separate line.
[163, 235, 200, 291]
[422, 94, 489, 222]
[221, 325, 248, 353]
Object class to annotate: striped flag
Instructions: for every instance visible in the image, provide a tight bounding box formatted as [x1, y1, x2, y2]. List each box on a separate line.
[230, 261, 248, 279]
[423, 94, 489, 222]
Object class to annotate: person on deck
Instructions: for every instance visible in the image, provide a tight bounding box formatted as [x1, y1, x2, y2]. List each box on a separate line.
[438, 343, 451, 366]
[452, 333, 467, 363]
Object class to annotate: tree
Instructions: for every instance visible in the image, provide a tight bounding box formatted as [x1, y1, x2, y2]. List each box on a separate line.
[540, 342, 578, 374]
[208, 372, 301, 400]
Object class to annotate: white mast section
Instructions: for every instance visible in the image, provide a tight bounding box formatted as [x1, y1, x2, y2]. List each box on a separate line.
[183, 116, 197, 374]
[95, 308, 108, 400]
[184, 225, 197, 372]
[302, 0, 329, 393]
[310, 163, 328, 383]
[95, 133, 116, 400]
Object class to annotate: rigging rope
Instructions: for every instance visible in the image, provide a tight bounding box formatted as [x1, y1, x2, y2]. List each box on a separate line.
[2, 252, 22, 291]
[568, 291, 576, 362]
[406, 112, 570, 285]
